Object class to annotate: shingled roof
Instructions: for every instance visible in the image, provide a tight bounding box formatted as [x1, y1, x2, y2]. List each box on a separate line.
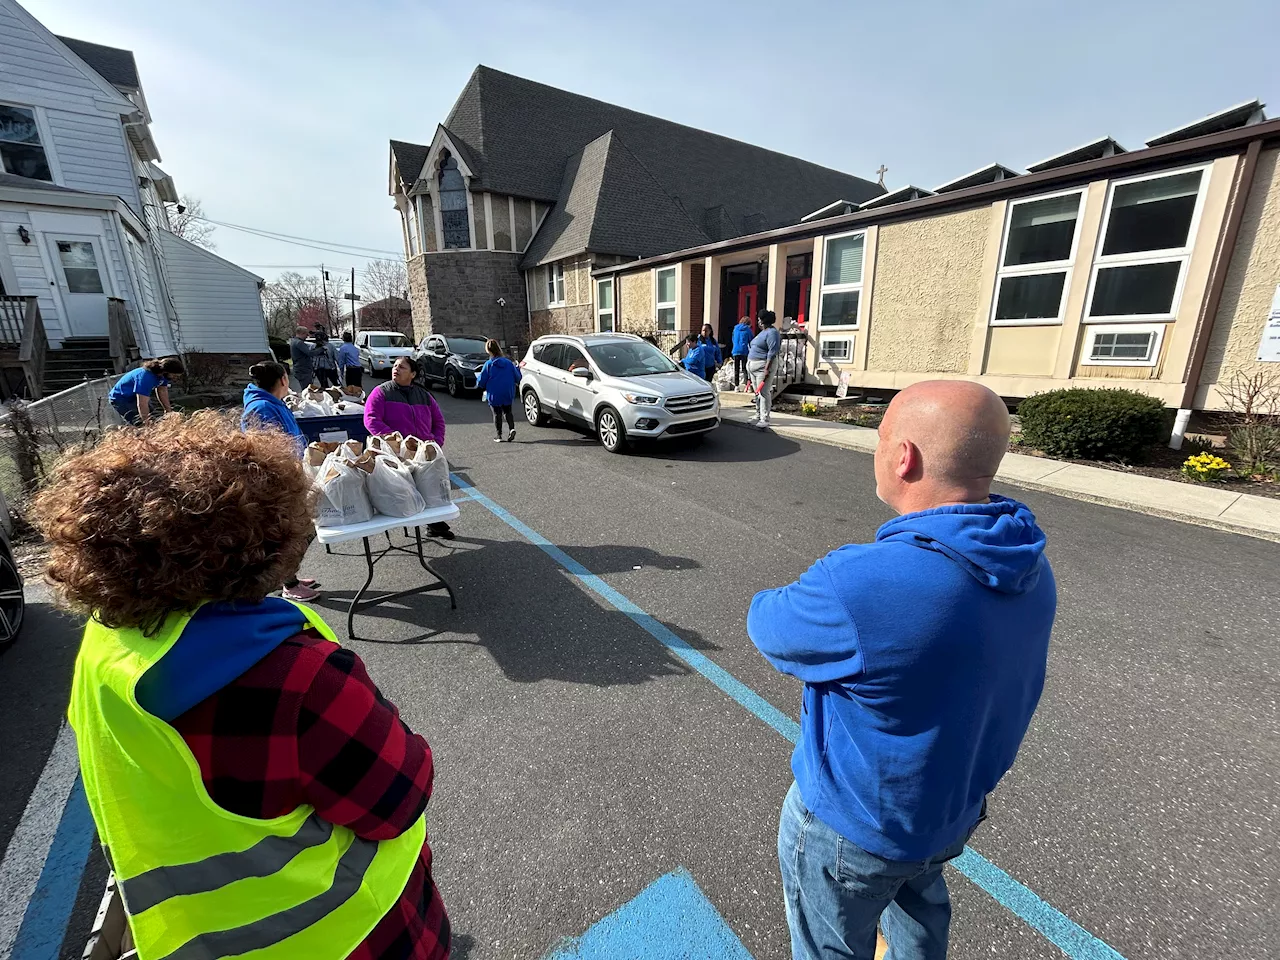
[396, 66, 883, 263]
[57, 36, 139, 90]
[390, 139, 429, 188]
[521, 130, 711, 269]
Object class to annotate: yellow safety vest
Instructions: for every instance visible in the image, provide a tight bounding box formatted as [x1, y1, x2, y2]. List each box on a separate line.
[67, 602, 426, 960]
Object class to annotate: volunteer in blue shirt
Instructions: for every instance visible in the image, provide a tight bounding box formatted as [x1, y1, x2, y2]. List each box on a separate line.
[240, 360, 320, 601]
[731, 316, 754, 387]
[108, 357, 183, 425]
[749, 380, 1056, 960]
[678, 334, 716, 380]
[746, 310, 780, 428]
[699, 323, 723, 380]
[476, 338, 522, 442]
[338, 330, 363, 389]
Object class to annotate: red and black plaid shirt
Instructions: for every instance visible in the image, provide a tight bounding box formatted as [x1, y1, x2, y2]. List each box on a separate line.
[172, 631, 449, 960]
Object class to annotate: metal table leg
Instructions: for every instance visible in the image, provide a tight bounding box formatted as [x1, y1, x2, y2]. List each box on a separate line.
[342, 527, 458, 641]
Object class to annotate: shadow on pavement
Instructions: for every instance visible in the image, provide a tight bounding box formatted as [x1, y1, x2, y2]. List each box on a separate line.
[309, 536, 716, 688]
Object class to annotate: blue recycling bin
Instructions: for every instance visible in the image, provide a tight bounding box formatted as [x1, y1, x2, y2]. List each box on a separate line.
[295, 413, 370, 445]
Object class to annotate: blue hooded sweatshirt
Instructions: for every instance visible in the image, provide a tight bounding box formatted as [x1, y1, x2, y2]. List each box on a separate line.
[477, 355, 522, 407]
[681, 342, 717, 380]
[242, 383, 305, 454]
[732, 321, 754, 357]
[748, 496, 1056, 861]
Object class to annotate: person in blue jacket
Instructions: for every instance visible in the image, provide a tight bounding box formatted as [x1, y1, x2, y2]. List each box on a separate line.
[749, 380, 1056, 960]
[476, 338, 523, 442]
[678, 334, 716, 380]
[699, 323, 723, 379]
[731, 316, 754, 387]
[108, 357, 183, 425]
[240, 360, 319, 600]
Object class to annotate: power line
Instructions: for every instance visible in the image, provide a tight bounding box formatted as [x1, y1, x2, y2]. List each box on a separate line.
[190, 216, 403, 258]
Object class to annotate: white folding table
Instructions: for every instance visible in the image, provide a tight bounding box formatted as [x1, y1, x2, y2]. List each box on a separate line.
[314, 503, 460, 640]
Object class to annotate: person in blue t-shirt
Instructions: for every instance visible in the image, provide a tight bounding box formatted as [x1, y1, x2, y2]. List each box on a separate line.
[108, 357, 184, 425]
[751, 381, 1055, 960]
[698, 324, 723, 380]
[678, 334, 716, 380]
[338, 330, 363, 389]
[476, 338, 523, 442]
[731, 316, 754, 387]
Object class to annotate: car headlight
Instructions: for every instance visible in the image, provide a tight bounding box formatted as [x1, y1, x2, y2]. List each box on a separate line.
[623, 393, 660, 405]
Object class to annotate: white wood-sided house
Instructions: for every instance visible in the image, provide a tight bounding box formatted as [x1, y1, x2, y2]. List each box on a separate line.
[0, 0, 270, 397]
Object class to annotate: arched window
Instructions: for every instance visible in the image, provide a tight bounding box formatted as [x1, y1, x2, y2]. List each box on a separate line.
[438, 151, 470, 249]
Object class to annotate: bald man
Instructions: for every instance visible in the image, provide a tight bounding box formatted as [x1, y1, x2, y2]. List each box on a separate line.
[749, 380, 1056, 960]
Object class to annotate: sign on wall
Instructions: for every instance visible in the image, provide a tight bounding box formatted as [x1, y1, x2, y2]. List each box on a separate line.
[1259, 284, 1280, 362]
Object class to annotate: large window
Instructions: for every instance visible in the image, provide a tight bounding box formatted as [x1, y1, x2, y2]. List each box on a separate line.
[0, 104, 52, 181]
[547, 263, 565, 307]
[437, 151, 470, 249]
[819, 231, 865, 327]
[597, 277, 614, 332]
[1085, 324, 1164, 366]
[991, 190, 1083, 325]
[1087, 167, 1207, 322]
[656, 267, 676, 330]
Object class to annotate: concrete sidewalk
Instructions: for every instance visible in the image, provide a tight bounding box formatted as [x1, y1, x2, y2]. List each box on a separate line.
[718, 393, 1280, 542]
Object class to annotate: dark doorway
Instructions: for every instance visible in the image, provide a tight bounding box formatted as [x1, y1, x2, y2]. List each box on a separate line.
[719, 261, 768, 343]
[784, 253, 813, 327]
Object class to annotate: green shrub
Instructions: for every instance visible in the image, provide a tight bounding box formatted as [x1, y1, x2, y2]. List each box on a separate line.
[1228, 423, 1280, 476]
[1017, 388, 1167, 463]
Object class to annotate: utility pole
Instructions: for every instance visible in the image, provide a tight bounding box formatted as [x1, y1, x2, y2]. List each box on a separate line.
[343, 265, 361, 335]
[320, 265, 334, 332]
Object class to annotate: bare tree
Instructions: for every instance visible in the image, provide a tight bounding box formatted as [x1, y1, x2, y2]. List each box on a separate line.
[1218, 367, 1280, 476]
[164, 194, 216, 249]
[360, 259, 412, 336]
[261, 271, 349, 340]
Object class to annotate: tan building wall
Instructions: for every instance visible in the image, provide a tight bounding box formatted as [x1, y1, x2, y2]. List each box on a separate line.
[527, 257, 595, 337]
[1199, 147, 1280, 405]
[619, 270, 654, 332]
[984, 325, 1060, 377]
[866, 206, 993, 374]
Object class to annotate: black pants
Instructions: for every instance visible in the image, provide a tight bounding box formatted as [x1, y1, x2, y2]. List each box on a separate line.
[344, 366, 363, 388]
[492, 404, 514, 436]
[734, 355, 748, 386]
[315, 367, 338, 389]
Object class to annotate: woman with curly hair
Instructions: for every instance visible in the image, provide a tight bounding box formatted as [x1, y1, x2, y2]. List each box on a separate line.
[32, 412, 449, 960]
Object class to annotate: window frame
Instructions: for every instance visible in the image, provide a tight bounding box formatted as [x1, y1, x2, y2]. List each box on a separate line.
[819, 336, 852, 363]
[989, 187, 1086, 327]
[655, 266, 676, 331]
[0, 101, 57, 184]
[547, 263, 566, 307]
[818, 229, 867, 330]
[1084, 163, 1212, 324]
[1083, 322, 1165, 367]
[596, 276, 614, 332]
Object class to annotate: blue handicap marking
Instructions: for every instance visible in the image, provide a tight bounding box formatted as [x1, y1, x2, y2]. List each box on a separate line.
[545, 868, 754, 960]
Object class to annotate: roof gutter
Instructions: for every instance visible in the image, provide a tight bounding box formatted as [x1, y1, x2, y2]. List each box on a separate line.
[1179, 137, 1264, 410]
[594, 117, 1280, 277]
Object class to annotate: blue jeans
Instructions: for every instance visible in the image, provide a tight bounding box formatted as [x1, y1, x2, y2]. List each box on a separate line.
[778, 782, 971, 960]
[111, 397, 141, 425]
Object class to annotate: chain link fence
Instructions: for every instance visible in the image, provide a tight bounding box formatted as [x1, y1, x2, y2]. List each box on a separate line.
[0, 376, 122, 516]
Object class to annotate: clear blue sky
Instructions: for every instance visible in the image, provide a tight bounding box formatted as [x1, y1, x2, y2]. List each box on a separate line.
[21, 0, 1280, 286]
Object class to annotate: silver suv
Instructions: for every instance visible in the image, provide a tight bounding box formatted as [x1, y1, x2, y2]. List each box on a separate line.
[520, 334, 720, 453]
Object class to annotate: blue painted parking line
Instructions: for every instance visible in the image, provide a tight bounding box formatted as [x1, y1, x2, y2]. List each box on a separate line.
[452, 474, 1129, 960]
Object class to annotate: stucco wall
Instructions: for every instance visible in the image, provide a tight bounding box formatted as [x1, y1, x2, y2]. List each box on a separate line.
[1200, 147, 1280, 394]
[867, 206, 992, 373]
[530, 306, 594, 338]
[619, 271, 653, 332]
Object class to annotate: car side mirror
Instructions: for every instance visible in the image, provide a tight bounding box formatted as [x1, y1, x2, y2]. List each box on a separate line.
[571, 367, 592, 379]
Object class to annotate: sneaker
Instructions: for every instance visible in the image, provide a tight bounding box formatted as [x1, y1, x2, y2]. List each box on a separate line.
[296, 576, 320, 588]
[505, 429, 517, 442]
[756, 421, 770, 431]
[428, 522, 456, 540]
[282, 583, 320, 601]
[494, 436, 504, 443]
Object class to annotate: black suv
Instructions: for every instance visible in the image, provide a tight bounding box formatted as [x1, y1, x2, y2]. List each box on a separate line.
[414, 335, 492, 397]
[0, 519, 25, 654]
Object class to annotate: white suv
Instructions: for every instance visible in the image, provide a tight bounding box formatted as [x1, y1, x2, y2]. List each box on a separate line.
[520, 334, 720, 453]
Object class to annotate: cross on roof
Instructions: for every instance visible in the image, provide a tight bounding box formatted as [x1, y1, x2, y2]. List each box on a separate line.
[876, 164, 888, 187]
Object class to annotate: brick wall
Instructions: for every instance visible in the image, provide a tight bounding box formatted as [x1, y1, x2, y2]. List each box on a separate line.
[407, 251, 529, 349]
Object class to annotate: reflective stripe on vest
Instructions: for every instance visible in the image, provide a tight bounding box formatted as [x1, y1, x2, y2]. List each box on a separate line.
[68, 601, 425, 960]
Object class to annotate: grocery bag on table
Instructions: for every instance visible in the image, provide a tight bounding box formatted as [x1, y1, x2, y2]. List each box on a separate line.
[355, 452, 425, 517]
[367, 432, 404, 458]
[332, 400, 364, 415]
[323, 387, 344, 404]
[315, 456, 374, 526]
[296, 398, 329, 418]
[402, 436, 452, 508]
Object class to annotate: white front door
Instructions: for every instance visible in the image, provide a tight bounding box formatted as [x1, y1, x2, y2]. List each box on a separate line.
[46, 234, 109, 337]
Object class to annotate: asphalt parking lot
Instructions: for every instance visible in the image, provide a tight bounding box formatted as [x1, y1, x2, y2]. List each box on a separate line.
[3, 390, 1278, 959]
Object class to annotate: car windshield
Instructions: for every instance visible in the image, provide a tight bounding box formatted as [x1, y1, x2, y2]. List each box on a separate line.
[447, 337, 489, 354]
[368, 334, 409, 348]
[586, 341, 681, 377]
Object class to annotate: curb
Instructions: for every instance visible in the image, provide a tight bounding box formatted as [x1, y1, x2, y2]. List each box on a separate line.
[720, 413, 1280, 544]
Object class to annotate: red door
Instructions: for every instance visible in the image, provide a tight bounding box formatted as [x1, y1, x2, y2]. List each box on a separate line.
[737, 284, 759, 330]
[798, 278, 811, 327]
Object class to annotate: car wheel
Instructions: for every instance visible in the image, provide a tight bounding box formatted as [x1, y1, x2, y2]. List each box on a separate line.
[596, 407, 627, 454]
[447, 371, 462, 397]
[0, 548, 25, 654]
[523, 389, 549, 426]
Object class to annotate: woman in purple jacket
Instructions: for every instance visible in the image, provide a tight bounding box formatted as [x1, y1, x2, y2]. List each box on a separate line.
[365, 356, 453, 538]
